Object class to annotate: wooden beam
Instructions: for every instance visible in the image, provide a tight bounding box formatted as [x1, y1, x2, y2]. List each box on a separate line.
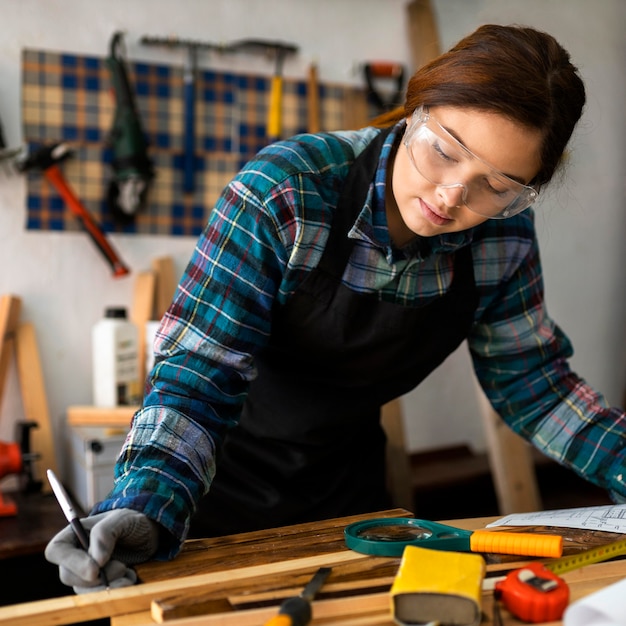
[0, 551, 369, 626]
[66, 405, 137, 428]
[151, 257, 177, 320]
[380, 399, 413, 511]
[152, 573, 396, 622]
[131, 270, 157, 385]
[0, 294, 21, 409]
[406, 0, 441, 70]
[153, 591, 391, 626]
[478, 391, 541, 514]
[15, 321, 58, 490]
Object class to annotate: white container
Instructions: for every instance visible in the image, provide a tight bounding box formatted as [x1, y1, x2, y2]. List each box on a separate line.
[144, 320, 160, 375]
[67, 425, 128, 512]
[92, 307, 141, 407]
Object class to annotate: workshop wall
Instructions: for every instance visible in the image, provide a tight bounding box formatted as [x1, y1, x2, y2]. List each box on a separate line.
[0, 1, 624, 482]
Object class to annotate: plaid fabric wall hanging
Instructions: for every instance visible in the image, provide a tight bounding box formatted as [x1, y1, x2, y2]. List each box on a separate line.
[21, 48, 370, 237]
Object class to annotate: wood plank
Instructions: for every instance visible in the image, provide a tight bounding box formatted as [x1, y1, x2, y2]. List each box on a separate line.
[0, 550, 370, 626]
[0, 294, 21, 409]
[150, 591, 392, 626]
[146, 560, 626, 626]
[135, 509, 410, 583]
[151, 257, 177, 320]
[113, 613, 154, 626]
[342, 89, 369, 130]
[152, 568, 397, 621]
[66, 404, 138, 428]
[131, 270, 157, 385]
[380, 399, 413, 511]
[406, 0, 441, 69]
[478, 391, 542, 514]
[15, 321, 58, 491]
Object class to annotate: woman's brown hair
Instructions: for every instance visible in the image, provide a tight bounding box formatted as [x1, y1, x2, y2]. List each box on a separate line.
[373, 24, 586, 187]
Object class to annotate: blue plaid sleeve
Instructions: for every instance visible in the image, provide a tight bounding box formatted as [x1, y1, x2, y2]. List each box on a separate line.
[470, 217, 626, 502]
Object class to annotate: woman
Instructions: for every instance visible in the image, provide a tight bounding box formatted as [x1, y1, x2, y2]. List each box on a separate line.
[47, 23, 626, 592]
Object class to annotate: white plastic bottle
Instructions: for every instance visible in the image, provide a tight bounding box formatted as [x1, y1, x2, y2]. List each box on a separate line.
[92, 307, 141, 407]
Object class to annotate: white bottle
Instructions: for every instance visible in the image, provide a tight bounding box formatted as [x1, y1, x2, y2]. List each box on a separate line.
[92, 307, 141, 407]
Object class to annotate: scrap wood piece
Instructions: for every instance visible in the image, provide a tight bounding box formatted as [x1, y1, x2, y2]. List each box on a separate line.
[151, 567, 396, 621]
[16, 320, 58, 490]
[151, 591, 391, 626]
[0, 550, 368, 626]
[0, 294, 21, 408]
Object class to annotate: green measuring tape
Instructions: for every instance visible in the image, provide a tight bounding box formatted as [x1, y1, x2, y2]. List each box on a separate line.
[543, 536, 626, 575]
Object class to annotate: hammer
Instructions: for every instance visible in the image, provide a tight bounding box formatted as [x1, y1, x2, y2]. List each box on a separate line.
[140, 36, 227, 195]
[18, 143, 130, 277]
[229, 39, 299, 143]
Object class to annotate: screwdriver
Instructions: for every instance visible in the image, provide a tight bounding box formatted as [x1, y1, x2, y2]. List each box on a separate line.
[264, 566, 332, 626]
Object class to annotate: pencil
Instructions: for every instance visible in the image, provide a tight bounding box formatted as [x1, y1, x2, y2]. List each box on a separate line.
[46, 469, 109, 589]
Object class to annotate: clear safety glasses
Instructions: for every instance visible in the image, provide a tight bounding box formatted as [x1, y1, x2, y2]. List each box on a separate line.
[403, 106, 539, 219]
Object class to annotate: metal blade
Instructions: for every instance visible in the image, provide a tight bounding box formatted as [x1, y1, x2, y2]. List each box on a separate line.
[300, 567, 332, 602]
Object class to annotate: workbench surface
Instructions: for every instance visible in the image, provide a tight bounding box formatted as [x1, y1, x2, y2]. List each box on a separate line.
[0, 508, 624, 626]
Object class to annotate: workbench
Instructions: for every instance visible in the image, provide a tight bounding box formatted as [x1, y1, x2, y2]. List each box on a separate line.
[1, 507, 625, 625]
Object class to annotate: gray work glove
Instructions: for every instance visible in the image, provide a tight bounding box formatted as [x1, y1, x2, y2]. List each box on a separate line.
[45, 509, 160, 594]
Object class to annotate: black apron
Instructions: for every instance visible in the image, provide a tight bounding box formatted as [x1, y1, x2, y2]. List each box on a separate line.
[190, 129, 479, 537]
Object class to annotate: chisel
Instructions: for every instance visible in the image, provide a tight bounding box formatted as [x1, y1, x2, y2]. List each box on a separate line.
[264, 566, 331, 626]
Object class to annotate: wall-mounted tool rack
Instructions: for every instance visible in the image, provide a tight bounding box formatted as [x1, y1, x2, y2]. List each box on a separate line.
[21, 48, 370, 238]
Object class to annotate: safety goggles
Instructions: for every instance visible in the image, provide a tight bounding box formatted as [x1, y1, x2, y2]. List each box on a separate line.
[403, 106, 538, 219]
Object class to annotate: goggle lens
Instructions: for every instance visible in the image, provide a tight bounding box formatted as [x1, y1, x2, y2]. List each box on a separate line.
[403, 107, 538, 219]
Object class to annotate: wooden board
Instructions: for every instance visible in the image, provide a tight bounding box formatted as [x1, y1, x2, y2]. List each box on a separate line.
[406, 0, 441, 70]
[15, 321, 58, 490]
[0, 294, 21, 409]
[131, 270, 157, 384]
[66, 405, 138, 428]
[132, 560, 626, 626]
[478, 390, 542, 514]
[0, 550, 372, 626]
[152, 564, 397, 622]
[151, 257, 177, 320]
[135, 509, 410, 584]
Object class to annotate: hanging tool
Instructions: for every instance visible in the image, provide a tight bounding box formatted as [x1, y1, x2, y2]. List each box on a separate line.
[344, 517, 563, 558]
[264, 566, 331, 626]
[363, 62, 406, 114]
[0, 422, 41, 516]
[307, 61, 320, 134]
[230, 39, 298, 143]
[486, 534, 626, 622]
[105, 31, 154, 223]
[140, 36, 225, 195]
[17, 143, 130, 277]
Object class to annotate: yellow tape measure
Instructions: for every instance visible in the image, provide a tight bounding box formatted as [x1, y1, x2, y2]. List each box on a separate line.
[483, 535, 626, 592]
[544, 536, 626, 575]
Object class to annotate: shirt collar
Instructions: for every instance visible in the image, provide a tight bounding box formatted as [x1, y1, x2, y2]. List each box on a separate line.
[349, 122, 474, 262]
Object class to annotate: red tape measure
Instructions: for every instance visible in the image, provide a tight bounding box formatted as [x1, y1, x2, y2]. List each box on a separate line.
[495, 562, 569, 623]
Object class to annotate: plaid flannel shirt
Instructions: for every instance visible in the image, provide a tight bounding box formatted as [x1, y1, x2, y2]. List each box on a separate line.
[94, 123, 626, 558]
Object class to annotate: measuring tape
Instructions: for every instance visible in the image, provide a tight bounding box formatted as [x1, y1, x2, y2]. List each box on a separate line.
[543, 535, 626, 575]
[486, 536, 626, 623]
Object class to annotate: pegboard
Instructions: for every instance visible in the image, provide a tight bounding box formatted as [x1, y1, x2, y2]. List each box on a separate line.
[21, 48, 369, 237]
